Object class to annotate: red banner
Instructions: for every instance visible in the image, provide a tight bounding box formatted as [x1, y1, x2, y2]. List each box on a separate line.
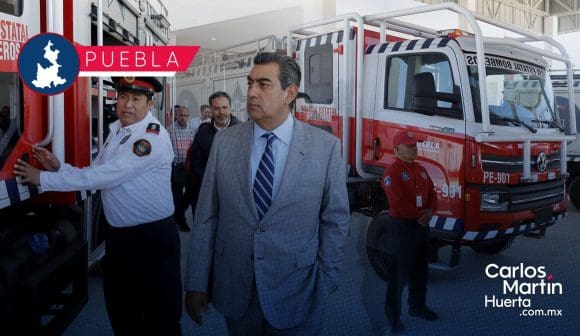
[76, 45, 199, 75]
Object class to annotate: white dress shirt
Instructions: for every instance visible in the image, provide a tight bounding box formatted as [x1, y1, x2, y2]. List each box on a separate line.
[250, 114, 294, 201]
[40, 112, 174, 227]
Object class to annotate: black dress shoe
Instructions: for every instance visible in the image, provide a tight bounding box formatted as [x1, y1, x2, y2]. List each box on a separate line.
[409, 306, 438, 321]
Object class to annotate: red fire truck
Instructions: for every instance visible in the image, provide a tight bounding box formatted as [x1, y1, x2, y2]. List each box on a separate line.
[176, 2, 576, 279]
[0, 0, 171, 334]
[288, 3, 575, 277]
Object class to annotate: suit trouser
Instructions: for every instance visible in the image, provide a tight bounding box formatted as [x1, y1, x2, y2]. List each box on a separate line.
[225, 281, 323, 336]
[384, 217, 429, 323]
[189, 179, 201, 222]
[103, 216, 182, 336]
[171, 163, 190, 225]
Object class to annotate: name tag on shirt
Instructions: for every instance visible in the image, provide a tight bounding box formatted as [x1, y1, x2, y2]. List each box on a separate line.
[416, 195, 423, 208]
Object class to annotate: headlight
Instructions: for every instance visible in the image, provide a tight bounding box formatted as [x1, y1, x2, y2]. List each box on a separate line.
[480, 192, 509, 212]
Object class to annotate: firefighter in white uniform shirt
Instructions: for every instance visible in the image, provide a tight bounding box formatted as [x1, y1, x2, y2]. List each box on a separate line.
[14, 76, 182, 336]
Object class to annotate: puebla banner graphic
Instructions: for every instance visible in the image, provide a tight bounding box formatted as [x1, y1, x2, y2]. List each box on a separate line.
[18, 32, 198, 95]
[76, 46, 199, 77]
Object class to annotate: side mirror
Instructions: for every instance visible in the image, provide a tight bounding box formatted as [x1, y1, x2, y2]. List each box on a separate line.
[432, 92, 461, 104]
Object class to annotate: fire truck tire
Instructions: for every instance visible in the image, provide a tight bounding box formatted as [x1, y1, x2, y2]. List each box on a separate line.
[568, 177, 580, 211]
[470, 237, 514, 254]
[366, 211, 392, 282]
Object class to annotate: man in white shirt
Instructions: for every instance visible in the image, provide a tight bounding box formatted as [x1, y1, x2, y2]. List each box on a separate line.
[188, 104, 212, 133]
[169, 106, 196, 232]
[200, 104, 212, 124]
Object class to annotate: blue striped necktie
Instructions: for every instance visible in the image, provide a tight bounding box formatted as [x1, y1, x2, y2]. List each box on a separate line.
[253, 132, 276, 220]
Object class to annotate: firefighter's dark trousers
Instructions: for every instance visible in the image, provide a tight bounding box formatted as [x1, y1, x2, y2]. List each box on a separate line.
[384, 217, 430, 323]
[171, 163, 190, 226]
[103, 216, 182, 336]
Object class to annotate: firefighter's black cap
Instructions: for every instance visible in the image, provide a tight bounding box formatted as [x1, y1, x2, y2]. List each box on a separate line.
[112, 76, 163, 94]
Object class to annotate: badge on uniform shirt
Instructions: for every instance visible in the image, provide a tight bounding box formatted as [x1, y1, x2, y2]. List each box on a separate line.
[383, 176, 391, 186]
[146, 123, 160, 135]
[133, 139, 152, 157]
[401, 171, 410, 181]
[420, 171, 428, 180]
[120, 134, 132, 144]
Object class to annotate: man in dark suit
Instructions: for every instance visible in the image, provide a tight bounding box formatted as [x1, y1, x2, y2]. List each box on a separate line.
[184, 52, 350, 335]
[187, 91, 240, 221]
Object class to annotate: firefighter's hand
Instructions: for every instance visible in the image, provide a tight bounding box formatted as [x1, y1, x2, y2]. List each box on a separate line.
[418, 208, 433, 227]
[185, 291, 209, 325]
[14, 159, 41, 185]
[31, 146, 60, 172]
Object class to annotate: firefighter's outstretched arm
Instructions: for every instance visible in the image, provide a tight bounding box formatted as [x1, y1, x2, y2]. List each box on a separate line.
[31, 146, 61, 171]
[13, 159, 41, 185]
[14, 146, 63, 185]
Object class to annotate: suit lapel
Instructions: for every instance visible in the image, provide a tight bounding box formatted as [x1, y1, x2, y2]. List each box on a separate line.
[269, 120, 306, 210]
[238, 122, 258, 219]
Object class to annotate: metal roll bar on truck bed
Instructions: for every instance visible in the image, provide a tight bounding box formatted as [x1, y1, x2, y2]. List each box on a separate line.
[286, 2, 576, 179]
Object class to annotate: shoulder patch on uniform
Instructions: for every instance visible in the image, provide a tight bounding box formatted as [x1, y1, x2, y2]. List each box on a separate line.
[146, 123, 160, 135]
[133, 139, 152, 157]
[383, 176, 391, 186]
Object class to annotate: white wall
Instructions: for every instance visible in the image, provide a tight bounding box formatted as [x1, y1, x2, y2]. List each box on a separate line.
[167, 0, 328, 31]
[554, 32, 580, 70]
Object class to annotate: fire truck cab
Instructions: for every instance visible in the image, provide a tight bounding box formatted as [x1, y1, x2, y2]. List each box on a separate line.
[285, 2, 575, 277]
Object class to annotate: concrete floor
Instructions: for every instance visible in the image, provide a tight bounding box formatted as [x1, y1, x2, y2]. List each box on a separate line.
[64, 206, 580, 336]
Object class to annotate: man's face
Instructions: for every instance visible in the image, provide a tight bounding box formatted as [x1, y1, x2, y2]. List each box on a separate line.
[211, 97, 231, 128]
[396, 143, 418, 163]
[116, 91, 153, 127]
[201, 107, 211, 120]
[176, 108, 190, 127]
[247, 63, 297, 130]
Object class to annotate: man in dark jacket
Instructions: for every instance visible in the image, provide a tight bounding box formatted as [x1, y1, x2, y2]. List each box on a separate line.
[187, 91, 240, 220]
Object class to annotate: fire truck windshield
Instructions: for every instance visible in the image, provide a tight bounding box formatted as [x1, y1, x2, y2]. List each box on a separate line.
[468, 65, 560, 130]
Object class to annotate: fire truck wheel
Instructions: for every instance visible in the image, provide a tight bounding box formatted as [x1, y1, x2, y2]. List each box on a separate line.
[568, 177, 580, 211]
[470, 237, 514, 254]
[366, 211, 392, 282]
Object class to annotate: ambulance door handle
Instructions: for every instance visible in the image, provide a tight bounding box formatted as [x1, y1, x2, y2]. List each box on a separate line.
[373, 138, 380, 160]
